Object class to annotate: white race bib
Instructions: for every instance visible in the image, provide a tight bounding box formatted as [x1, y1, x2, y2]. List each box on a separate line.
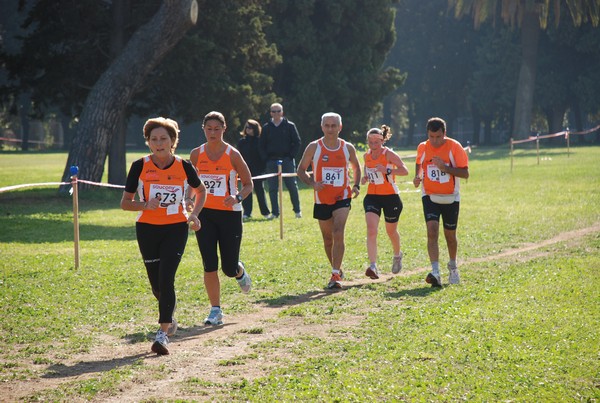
[148, 183, 183, 215]
[427, 164, 450, 183]
[200, 174, 227, 196]
[321, 167, 344, 187]
[366, 167, 384, 185]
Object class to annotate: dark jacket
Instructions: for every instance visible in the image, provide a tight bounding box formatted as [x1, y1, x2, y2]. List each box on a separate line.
[259, 118, 301, 161]
[237, 135, 265, 175]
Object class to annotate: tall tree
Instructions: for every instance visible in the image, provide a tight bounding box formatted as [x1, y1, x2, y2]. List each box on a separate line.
[467, 26, 520, 144]
[448, 0, 600, 139]
[59, 0, 198, 190]
[387, 0, 479, 145]
[265, 0, 404, 146]
[131, 0, 281, 145]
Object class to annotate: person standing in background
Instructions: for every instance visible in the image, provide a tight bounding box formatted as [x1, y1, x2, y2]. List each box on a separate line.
[259, 103, 302, 219]
[238, 119, 271, 220]
[413, 117, 469, 287]
[121, 117, 206, 356]
[361, 125, 409, 280]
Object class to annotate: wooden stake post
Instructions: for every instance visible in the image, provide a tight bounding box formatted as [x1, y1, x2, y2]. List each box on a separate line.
[278, 160, 283, 239]
[70, 165, 80, 269]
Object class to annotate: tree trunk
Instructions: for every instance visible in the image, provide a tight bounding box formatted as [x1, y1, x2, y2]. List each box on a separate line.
[512, 11, 540, 139]
[60, 0, 198, 191]
[109, 114, 127, 185]
[483, 118, 492, 145]
[18, 93, 30, 151]
[107, 0, 129, 186]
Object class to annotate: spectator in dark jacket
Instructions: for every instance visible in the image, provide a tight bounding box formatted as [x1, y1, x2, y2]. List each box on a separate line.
[238, 119, 271, 219]
[259, 103, 302, 218]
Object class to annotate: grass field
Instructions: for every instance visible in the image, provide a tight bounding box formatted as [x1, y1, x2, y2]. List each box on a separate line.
[0, 145, 599, 402]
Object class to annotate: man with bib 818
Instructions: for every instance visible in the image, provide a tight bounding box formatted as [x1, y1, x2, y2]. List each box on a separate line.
[413, 117, 469, 287]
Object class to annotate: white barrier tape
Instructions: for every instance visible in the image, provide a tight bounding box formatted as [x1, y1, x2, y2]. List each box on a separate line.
[512, 124, 599, 144]
[0, 146, 470, 194]
[569, 124, 600, 136]
[77, 179, 125, 189]
[0, 137, 50, 145]
[0, 182, 71, 193]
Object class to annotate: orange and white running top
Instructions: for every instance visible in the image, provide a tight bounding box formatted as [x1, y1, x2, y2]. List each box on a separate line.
[136, 155, 189, 225]
[194, 144, 241, 212]
[312, 138, 352, 205]
[364, 147, 398, 196]
[416, 137, 469, 199]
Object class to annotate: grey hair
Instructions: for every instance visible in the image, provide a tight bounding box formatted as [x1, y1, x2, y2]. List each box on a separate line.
[321, 112, 342, 126]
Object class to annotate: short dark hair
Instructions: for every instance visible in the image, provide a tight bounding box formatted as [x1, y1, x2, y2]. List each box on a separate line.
[426, 117, 446, 133]
[143, 117, 180, 152]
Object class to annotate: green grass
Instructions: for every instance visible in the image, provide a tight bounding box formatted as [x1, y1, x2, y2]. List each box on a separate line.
[0, 145, 599, 401]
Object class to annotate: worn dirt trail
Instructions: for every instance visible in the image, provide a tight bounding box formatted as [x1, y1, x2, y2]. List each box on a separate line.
[4, 223, 599, 402]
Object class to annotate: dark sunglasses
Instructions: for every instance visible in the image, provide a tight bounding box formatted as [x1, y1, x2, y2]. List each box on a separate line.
[270, 109, 282, 113]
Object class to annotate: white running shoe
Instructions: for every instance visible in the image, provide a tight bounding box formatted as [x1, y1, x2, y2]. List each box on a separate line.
[236, 262, 252, 293]
[204, 306, 224, 325]
[151, 329, 169, 355]
[448, 263, 460, 284]
[167, 318, 178, 337]
[392, 253, 403, 274]
[295, 212, 302, 218]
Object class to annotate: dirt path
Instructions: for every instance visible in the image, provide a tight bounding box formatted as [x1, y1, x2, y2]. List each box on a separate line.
[4, 223, 599, 402]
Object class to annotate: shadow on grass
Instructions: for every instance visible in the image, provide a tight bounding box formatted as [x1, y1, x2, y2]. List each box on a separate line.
[42, 353, 149, 378]
[0, 218, 134, 243]
[127, 324, 235, 344]
[1, 188, 134, 243]
[41, 324, 235, 379]
[256, 280, 440, 308]
[384, 286, 442, 298]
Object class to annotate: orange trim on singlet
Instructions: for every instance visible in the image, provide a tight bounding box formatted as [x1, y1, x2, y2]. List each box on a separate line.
[312, 138, 352, 205]
[416, 138, 469, 196]
[195, 144, 241, 211]
[364, 147, 399, 195]
[137, 155, 189, 225]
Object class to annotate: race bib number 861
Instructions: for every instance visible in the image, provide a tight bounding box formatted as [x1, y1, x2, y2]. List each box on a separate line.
[321, 167, 344, 187]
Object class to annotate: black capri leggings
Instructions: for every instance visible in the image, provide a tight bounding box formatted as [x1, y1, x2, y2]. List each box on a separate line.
[195, 208, 243, 277]
[136, 221, 188, 324]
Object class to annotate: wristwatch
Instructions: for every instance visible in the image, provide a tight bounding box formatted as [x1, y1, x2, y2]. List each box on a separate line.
[386, 168, 392, 175]
[236, 194, 243, 203]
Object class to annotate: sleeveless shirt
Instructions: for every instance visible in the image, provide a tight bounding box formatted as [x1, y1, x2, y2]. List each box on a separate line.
[195, 144, 242, 212]
[312, 138, 352, 205]
[364, 147, 399, 196]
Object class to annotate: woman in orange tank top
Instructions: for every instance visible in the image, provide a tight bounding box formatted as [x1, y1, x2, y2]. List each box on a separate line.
[360, 125, 408, 280]
[121, 117, 206, 356]
[188, 111, 254, 327]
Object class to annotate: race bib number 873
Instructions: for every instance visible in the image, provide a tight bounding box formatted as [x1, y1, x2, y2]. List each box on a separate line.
[148, 183, 183, 215]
